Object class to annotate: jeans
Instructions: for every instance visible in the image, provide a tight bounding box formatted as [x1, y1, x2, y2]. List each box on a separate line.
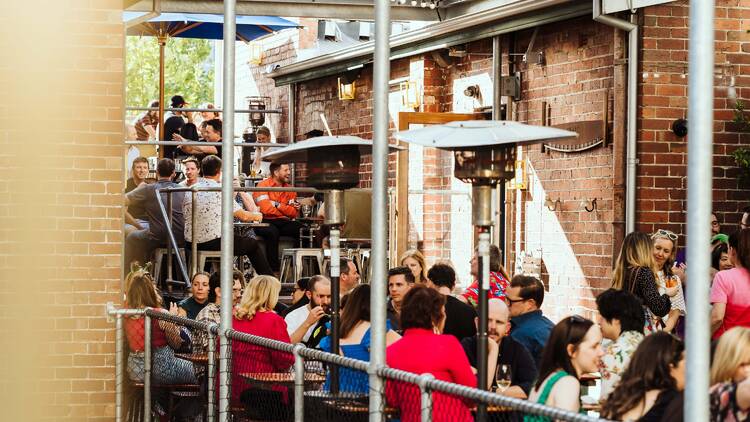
[187, 235, 273, 276]
[254, 219, 303, 271]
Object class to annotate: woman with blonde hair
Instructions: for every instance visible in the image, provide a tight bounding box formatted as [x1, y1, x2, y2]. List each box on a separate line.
[400, 249, 427, 284]
[710, 327, 750, 420]
[651, 229, 687, 333]
[123, 265, 196, 384]
[231, 275, 294, 417]
[612, 232, 678, 333]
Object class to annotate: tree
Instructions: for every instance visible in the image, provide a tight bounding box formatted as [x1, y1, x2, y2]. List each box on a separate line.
[125, 36, 215, 121]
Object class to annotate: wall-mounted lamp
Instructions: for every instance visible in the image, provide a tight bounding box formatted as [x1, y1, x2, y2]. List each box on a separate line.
[338, 78, 356, 100]
[581, 198, 598, 212]
[400, 80, 421, 109]
[672, 118, 688, 138]
[545, 197, 561, 212]
[463, 84, 481, 99]
[248, 42, 263, 65]
[512, 159, 527, 190]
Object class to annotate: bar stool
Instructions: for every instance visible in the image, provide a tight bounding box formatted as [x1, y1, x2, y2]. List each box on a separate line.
[196, 250, 222, 274]
[278, 248, 324, 284]
[152, 247, 187, 290]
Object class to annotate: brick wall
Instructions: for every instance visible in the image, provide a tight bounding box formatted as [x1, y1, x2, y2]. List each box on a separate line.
[639, 0, 750, 236]
[0, 0, 123, 420]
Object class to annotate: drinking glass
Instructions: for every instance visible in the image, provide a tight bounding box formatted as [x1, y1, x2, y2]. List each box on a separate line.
[301, 204, 312, 218]
[495, 364, 512, 393]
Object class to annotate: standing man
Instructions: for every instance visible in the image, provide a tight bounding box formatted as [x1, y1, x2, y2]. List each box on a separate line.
[339, 257, 361, 297]
[386, 266, 415, 333]
[163, 95, 191, 159]
[426, 263, 477, 341]
[505, 275, 554, 366]
[183, 155, 273, 275]
[285, 275, 332, 346]
[459, 245, 511, 307]
[253, 163, 311, 271]
[124, 158, 184, 271]
[460, 299, 537, 398]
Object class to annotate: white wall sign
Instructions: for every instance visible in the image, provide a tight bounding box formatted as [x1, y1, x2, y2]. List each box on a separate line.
[603, 0, 676, 14]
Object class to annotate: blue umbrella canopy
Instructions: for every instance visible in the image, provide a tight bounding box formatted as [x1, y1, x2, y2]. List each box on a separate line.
[124, 12, 299, 41]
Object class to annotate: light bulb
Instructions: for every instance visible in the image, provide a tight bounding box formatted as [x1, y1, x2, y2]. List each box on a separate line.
[429, 2, 436, 8]
[421, 0, 427, 6]
[411, 0, 417, 6]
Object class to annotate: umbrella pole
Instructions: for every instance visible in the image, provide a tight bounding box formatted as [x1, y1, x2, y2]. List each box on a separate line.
[158, 35, 166, 158]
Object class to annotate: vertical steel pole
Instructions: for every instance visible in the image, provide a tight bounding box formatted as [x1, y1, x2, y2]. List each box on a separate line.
[144, 313, 152, 422]
[330, 227, 341, 394]
[476, 230, 490, 421]
[685, 0, 714, 421]
[191, 190, 198, 276]
[370, 0, 390, 418]
[166, 191, 174, 288]
[219, 1, 237, 421]
[207, 328, 216, 422]
[115, 314, 124, 422]
[157, 36, 166, 151]
[293, 344, 305, 422]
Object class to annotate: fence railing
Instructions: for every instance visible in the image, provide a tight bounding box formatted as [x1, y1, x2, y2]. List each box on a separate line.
[109, 305, 607, 422]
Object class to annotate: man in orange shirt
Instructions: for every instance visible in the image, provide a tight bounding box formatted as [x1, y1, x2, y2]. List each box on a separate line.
[253, 163, 305, 271]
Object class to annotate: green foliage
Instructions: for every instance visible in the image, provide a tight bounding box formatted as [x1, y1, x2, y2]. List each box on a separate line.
[732, 101, 750, 185]
[126, 36, 215, 120]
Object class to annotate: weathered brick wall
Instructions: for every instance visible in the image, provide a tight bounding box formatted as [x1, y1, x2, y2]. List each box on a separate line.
[639, 0, 750, 236]
[0, 0, 123, 420]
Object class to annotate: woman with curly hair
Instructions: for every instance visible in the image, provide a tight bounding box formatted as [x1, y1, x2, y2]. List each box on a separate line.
[600, 332, 685, 421]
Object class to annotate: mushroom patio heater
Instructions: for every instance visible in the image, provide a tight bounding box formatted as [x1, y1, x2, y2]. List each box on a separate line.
[263, 136, 401, 393]
[395, 120, 575, 416]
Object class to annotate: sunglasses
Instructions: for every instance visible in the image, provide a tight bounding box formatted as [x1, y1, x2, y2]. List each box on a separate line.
[652, 229, 678, 241]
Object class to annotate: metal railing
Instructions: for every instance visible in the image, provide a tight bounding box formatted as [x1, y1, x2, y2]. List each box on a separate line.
[108, 306, 607, 422]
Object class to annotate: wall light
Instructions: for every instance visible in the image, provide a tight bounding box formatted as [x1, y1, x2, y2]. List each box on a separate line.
[248, 42, 263, 65]
[338, 78, 356, 100]
[400, 80, 421, 109]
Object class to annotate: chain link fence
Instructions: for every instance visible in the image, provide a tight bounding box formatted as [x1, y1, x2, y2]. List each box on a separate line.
[110, 306, 607, 422]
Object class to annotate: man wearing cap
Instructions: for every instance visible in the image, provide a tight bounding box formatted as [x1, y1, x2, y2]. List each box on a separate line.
[162, 95, 197, 158]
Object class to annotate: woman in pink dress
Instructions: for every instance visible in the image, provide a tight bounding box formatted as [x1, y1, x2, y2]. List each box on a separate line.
[386, 285, 477, 422]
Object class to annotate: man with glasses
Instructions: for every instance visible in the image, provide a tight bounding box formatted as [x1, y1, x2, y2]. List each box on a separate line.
[505, 275, 554, 366]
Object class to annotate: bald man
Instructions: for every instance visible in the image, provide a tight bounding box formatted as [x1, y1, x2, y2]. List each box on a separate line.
[460, 299, 537, 399]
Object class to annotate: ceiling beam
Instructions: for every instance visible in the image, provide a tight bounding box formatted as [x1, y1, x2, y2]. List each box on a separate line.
[126, 0, 438, 21]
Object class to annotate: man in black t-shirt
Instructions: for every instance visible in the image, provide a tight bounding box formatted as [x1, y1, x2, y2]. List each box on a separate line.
[124, 158, 185, 271]
[426, 263, 477, 341]
[162, 95, 200, 158]
[461, 299, 537, 398]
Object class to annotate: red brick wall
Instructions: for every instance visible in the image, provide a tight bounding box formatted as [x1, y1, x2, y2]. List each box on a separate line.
[639, 0, 750, 236]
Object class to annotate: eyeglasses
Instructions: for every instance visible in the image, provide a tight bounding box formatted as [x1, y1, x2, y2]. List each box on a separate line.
[652, 229, 678, 241]
[505, 296, 527, 305]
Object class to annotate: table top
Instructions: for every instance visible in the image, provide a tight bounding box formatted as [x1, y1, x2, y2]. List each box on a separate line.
[297, 217, 324, 225]
[239, 372, 326, 384]
[174, 352, 209, 365]
[234, 222, 270, 228]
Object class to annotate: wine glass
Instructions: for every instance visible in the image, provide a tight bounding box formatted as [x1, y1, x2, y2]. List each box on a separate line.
[495, 364, 512, 393]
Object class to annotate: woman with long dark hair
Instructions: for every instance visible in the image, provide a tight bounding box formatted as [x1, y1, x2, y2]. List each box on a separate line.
[613, 232, 678, 333]
[319, 284, 400, 393]
[526, 316, 603, 419]
[601, 332, 685, 421]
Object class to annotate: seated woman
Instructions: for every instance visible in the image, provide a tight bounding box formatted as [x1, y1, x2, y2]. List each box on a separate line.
[526, 315, 603, 419]
[601, 332, 685, 421]
[386, 285, 476, 422]
[319, 284, 401, 393]
[177, 271, 210, 319]
[231, 275, 294, 418]
[123, 265, 196, 385]
[710, 327, 750, 421]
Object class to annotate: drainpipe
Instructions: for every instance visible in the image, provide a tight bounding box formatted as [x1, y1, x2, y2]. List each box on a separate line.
[125, 0, 161, 28]
[593, 0, 638, 233]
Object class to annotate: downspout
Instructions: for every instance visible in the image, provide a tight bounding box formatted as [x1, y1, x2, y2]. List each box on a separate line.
[125, 0, 161, 28]
[593, 0, 638, 233]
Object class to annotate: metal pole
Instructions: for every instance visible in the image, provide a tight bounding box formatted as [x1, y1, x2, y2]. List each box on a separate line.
[418, 374, 434, 422]
[158, 36, 166, 154]
[219, 0, 237, 419]
[115, 314, 124, 422]
[144, 313, 152, 422]
[155, 188, 190, 285]
[191, 190, 198, 277]
[476, 230, 490, 421]
[491, 35, 506, 263]
[370, 0, 390, 417]
[330, 226, 341, 394]
[166, 191, 174, 290]
[207, 328, 216, 422]
[293, 344, 305, 422]
[685, 0, 714, 420]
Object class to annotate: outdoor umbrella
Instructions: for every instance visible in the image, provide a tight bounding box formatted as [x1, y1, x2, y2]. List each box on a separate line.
[123, 12, 299, 141]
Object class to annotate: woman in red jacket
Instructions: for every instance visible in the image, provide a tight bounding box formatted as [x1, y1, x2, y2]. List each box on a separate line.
[232, 275, 294, 419]
[386, 285, 477, 422]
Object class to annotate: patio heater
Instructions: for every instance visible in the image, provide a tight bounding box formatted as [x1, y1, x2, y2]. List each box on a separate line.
[262, 136, 401, 394]
[242, 96, 270, 175]
[395, 120, 574, 417]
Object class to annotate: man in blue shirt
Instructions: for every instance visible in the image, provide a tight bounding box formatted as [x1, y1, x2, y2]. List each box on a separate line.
[506, 275, 554, 366]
